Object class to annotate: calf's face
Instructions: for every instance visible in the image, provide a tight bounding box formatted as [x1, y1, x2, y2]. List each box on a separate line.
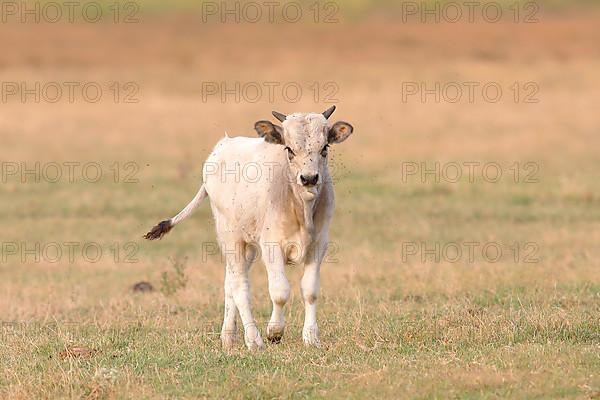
[255, 106, 354, 201]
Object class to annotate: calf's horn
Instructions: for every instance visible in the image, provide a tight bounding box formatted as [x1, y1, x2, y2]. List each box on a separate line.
[272, 111, 287, 122]
[323, 105, 336, 119]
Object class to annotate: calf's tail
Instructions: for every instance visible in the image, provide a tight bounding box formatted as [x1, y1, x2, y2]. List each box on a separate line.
[144, 184, 208, 240]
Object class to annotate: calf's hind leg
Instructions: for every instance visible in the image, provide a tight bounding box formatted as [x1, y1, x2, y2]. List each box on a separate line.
[223, 241, 264, 351]
[220, 266, 238, 350]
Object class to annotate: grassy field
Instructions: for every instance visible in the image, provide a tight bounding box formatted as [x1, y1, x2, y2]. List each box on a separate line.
[1, 6, 600, 400]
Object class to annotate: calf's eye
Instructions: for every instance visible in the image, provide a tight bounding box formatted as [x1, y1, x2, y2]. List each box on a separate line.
[320, 145, 329, 157]
[284, 146, 296, 160]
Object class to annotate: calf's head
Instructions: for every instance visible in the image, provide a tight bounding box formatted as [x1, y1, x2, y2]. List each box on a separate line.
[255, 106, 353, 201]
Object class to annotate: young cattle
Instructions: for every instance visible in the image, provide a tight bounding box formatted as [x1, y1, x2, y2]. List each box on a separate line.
[144, 106, 354, 350]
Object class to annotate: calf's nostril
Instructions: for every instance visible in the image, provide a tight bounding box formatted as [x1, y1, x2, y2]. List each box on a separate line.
[301, 174, 319, 186]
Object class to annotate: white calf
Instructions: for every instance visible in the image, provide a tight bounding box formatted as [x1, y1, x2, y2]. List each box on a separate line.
[145, 106, 354, 350]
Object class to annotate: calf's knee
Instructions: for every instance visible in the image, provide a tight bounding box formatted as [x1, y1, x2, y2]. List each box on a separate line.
[269, 279, 290, 306]
[301, 274, 320, 304]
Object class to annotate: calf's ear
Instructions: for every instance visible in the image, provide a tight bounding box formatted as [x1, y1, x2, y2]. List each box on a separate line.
[328, 121, 354, 144]
[254, 121, 284, 145]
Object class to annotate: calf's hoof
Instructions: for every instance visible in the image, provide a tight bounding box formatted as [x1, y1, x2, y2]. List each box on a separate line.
[266, 324, 285, 344]
[244, 326, 265, 351]
[246, 338, 265, 351]
[221, 334, 236, 351]
[302, 325, 321, 348]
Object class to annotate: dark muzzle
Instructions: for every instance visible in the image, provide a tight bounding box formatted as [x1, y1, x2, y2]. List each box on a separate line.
[300, 174, 319, 186]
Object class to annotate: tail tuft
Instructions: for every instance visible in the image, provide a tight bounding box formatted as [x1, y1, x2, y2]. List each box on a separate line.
[145, 184, 207, 241]
[144, 220, 173, 240]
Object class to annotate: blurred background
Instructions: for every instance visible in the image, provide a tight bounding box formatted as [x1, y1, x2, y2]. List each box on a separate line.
[1, 1, 599, 398]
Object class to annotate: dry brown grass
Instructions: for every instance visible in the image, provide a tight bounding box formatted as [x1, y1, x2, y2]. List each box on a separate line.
[0, 11, 599, 399]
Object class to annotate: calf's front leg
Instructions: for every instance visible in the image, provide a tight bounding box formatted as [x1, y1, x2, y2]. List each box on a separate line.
[301, 239, 326, 347]
[262, 243, 290, 343]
